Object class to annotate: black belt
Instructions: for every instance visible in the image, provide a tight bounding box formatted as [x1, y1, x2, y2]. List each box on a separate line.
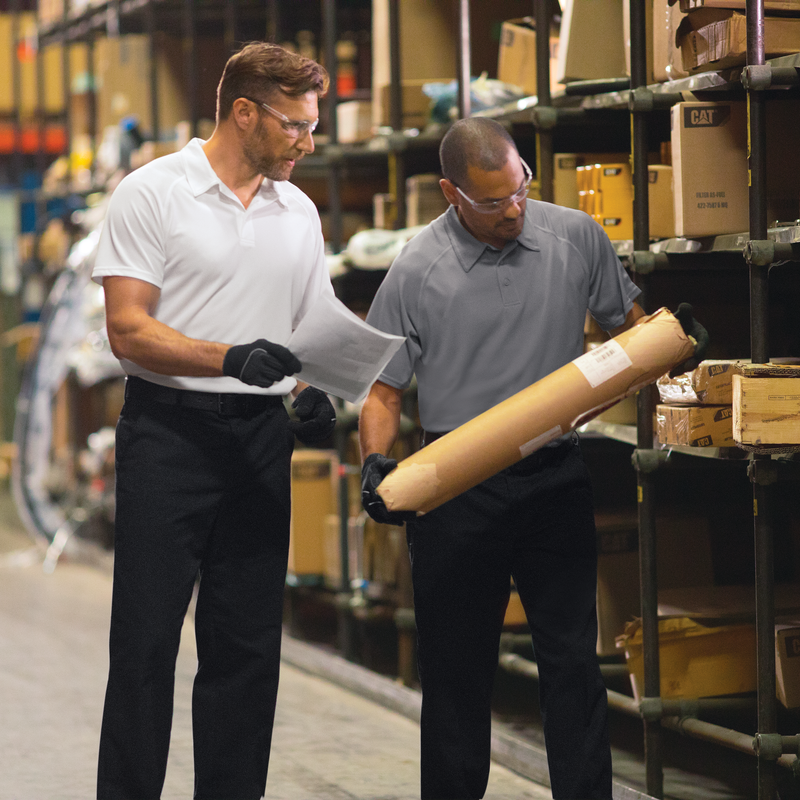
[420, 429, 449, 448]
[124, 376, 284, 417]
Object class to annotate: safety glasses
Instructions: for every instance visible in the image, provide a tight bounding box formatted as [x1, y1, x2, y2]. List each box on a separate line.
[454, 158, 533, 214]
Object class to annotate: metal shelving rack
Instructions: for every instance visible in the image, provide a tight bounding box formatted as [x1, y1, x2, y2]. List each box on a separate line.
[484, 2, 800, 798]
[24, 1, 800, 796]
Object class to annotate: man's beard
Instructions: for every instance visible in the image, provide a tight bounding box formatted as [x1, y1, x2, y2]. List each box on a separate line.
[243, 117, 299, 181]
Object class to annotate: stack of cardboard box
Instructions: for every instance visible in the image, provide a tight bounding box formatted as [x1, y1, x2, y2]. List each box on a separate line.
[656, 360, 743, 448]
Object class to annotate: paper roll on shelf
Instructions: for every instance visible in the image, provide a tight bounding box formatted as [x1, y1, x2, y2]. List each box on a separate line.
[377, 308, 695, 515]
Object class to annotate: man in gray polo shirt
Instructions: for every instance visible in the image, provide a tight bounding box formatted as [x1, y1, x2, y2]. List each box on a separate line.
[359, 118, 704, 799]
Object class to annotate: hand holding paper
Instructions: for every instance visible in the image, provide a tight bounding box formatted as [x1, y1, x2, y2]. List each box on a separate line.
[287, 293, 405, 404]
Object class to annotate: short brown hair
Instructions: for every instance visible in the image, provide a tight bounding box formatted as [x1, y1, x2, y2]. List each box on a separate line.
[439, 118, 517, 190]
[216, 42, 329, 121]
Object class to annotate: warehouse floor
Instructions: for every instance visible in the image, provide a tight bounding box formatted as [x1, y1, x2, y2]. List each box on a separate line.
[0, 486, 550, 800]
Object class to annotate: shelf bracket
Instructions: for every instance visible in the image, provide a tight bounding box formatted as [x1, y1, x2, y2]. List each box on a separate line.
[744, 239, 800, 265]
[631, 448, 669, 474]
[629, 251, 669, 274]
[742, 64, 774, 91]
[754, 733, 800, 760]
[742, 64, 800, 91]
[530, 105, 558, 130]
[639, 697, 699, 722]
[748, 458, 779, 486]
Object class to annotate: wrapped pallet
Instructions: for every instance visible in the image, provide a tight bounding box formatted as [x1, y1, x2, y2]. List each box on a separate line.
[378, 308, 695, 515]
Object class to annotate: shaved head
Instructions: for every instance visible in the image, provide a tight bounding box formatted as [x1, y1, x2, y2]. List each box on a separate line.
[439, 118, 518, 190]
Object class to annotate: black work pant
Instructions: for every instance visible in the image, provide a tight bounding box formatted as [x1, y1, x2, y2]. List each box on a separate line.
[406, 438, 612, 800]
[97, 389, 294, 800]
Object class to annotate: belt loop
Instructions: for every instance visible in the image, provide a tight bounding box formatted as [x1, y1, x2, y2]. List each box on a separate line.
[124, 376, 131, 401]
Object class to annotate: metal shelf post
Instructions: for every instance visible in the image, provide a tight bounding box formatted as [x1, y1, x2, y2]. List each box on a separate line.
[456, 0, 471, 119]
[629, 1, 663, 796]
[745, 3, 779, 799]
[534, 0, 553, 202]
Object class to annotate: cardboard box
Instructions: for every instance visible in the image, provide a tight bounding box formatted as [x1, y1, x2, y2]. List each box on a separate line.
[776, 624, 800, 710]
[378, 79, 440, 129]
[656, 403, 735, 447]
[497, 17, 562, 96]
[505, 589, 528, 627]
[653, 0, 691, 82]
[677, 9, 800, 72]
[623, 0, 655, 85]
[406, 173, 450, 227]
[378, 308, 695, 514]
[337, 99, 373, 144]
[679, 0, 800, 11]
[597, 548, 640, 656]
[556, 0, 628, 83]
[373, 192, 395, 229]
[618, 616, 757, 700]
[577, 161, 673, 239]
[657, 359, 746, 405]
[671, 101, 749, 238]
[288, 450, 339, 578]
[554, 154, 581, 209]
[648, 165, 675, 240]
[372, 0, 536, 129]
[733, 365, 800, 446]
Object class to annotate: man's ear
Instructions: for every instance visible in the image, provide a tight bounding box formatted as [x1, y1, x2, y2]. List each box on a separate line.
[439, 178, 459, 207]
[231, 98, 257, 130]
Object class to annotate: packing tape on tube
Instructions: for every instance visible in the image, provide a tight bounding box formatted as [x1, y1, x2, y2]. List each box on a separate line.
[377, 307, 695, 516]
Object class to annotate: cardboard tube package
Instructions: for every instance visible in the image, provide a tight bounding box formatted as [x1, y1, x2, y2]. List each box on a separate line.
[377, 307, 695, 515]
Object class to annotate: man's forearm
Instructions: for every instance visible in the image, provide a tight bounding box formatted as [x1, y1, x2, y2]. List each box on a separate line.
[359, 384, 402, 460]
[108, 309, 229, 377]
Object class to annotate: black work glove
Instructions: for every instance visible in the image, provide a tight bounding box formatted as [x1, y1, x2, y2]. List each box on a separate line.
[223, 339, 301, 388]
[287, 387, 337, 444]
[669, 303, 710, 377]
[361, 453, 413, 526]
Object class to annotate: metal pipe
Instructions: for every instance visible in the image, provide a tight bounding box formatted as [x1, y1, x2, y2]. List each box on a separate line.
[61, 21, 72, 179]
[146, 0, 159, 142]
[184, 0, 198, 139]
[86, 35, 96, 177]
[456, 0, 471, 119]
[223, 0, 237, 55]
[746, 3, 777, 799]
[629, 1, 662, 794]
[388, 0, 402, 132]
[322, 0, 342, 254]
[500, 654, 796, 772]
[11, 0, 22, 185]
[534, 0, 553, 203]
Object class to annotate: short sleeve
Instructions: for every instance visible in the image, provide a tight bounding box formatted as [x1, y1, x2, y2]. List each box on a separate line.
[92, 171, 167, 287]
[365, 260, 422, 390]
[583, 217, 641, 331]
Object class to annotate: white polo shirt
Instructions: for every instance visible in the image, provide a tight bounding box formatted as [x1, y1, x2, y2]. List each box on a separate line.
[93, 137, 334, 395]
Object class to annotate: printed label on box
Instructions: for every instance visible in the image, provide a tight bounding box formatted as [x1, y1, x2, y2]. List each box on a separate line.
[574, 341, 633, 388]
[785, 633, 800, 659]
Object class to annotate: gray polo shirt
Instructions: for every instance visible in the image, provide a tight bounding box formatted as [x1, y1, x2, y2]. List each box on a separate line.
[366, 202, 641, 432]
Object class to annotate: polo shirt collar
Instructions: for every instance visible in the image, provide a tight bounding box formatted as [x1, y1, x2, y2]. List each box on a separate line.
[181, 138, 289, 208]
[444, 204, 540, 273]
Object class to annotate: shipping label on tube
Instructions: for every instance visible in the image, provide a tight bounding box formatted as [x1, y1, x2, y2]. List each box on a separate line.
[520, 426, 563, 458]
[573, 341, 633, 388]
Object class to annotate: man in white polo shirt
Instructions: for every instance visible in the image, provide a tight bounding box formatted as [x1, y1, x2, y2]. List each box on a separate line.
[359, 118, 707, 799]
[93, 43, 335, 800]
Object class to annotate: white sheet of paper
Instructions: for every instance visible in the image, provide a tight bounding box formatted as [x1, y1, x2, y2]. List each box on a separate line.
[287, 293, 406, 403]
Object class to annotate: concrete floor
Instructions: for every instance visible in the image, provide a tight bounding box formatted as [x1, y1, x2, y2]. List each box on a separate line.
[0, 489, 552, 800]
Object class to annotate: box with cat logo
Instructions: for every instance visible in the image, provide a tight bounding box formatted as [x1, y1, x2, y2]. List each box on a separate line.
[656, 404, 735, 447]
[671, 101, 749, 238]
